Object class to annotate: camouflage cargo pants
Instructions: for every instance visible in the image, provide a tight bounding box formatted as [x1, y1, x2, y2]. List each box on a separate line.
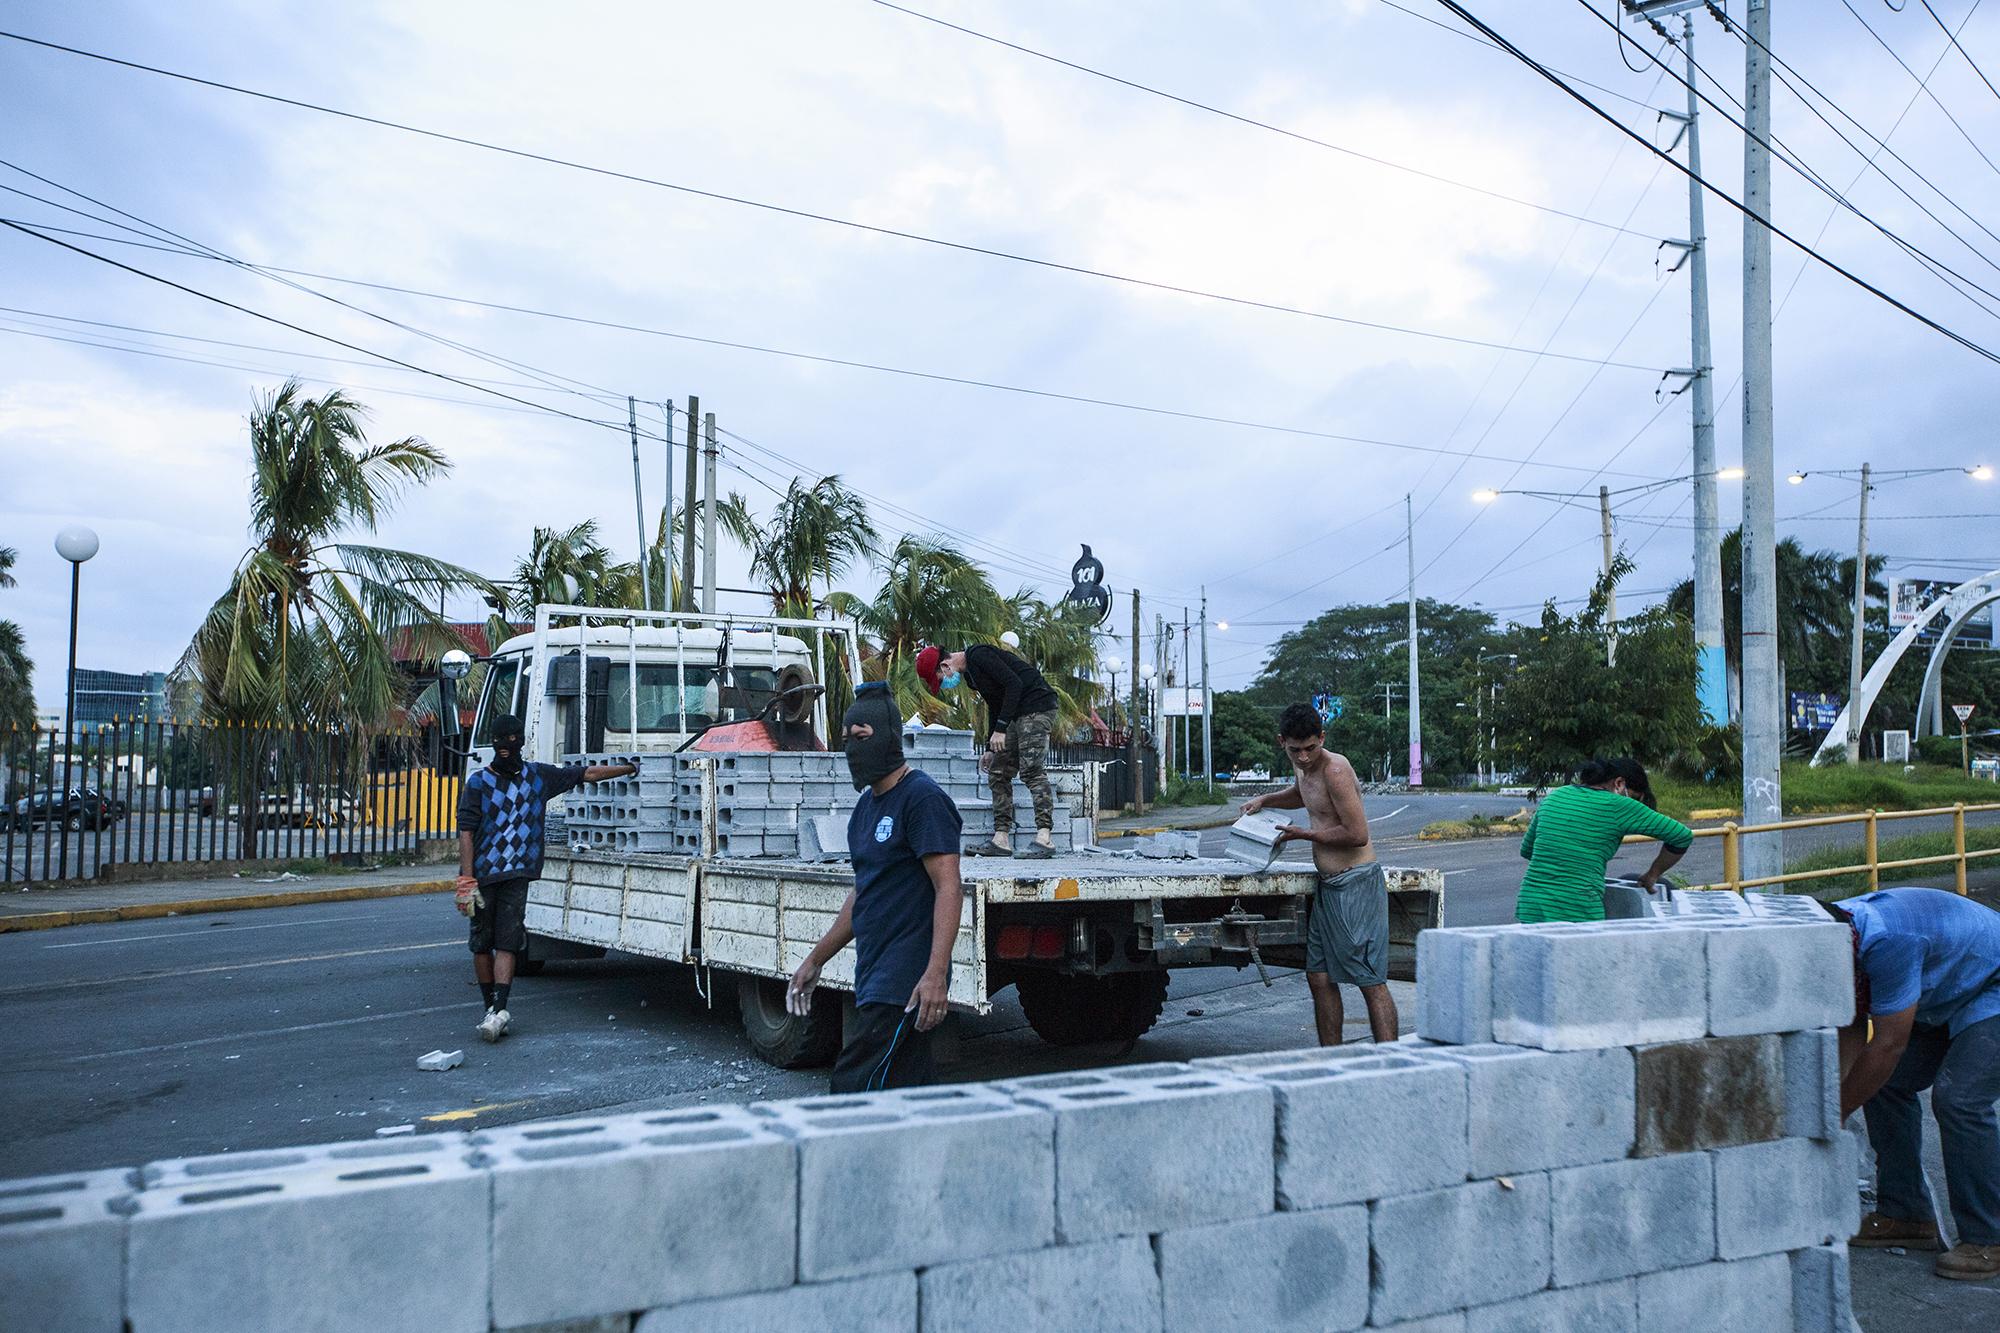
[988, 709, 1058, 833]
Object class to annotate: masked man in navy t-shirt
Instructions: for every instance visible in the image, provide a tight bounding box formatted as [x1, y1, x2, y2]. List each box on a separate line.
[787, 682, 964, 1091]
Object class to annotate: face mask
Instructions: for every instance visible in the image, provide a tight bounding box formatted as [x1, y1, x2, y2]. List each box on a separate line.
[939, 671, 962, 691]
[491, 736, 525, 776]
[842, 682, 904, 791]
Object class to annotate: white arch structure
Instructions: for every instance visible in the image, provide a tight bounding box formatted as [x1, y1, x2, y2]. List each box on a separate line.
[1918, 582, 2000, 736]
[1811, 569, 2000, 766]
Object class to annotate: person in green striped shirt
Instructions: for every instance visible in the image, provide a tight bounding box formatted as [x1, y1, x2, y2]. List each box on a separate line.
[1516, 758, 1694, 923]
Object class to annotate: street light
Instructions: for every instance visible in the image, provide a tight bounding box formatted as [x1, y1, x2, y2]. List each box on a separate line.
[1103, 655, 1123, 727]
[54, 524, 98, 879]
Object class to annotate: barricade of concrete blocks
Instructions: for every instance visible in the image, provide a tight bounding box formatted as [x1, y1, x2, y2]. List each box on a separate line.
[0, 961, 1856, 1333]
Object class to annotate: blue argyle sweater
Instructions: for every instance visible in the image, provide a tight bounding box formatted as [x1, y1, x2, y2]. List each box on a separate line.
[456, 762, 586, 885]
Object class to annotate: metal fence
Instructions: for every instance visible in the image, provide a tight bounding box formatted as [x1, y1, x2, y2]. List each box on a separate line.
[3, 720, 461, 886]
[1053, 741, 1158, 812]
[1690, 801, 2000, 896]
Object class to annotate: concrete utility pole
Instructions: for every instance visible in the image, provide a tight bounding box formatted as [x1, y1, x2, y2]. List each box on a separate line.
[1129, 587, 1144, 814]
[1406, 493, 1422, 788]
[1845, 462, 1871, 764]
[627, 397, 652, 612]
[1739, 0, 1784, 877]
[1600, 485, 1619, 666]
[679, 394, 700, 613]
[1681, 13, 1728, 726]
[702, 412, 719, 615]
[1182, 608, 1192, 782]
[661, 399, 674, 613]
[1200, 587, 1212, 793]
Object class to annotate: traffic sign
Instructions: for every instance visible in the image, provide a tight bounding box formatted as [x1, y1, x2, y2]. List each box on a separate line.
[1954, 703, 1975, 725]
[1312, 692, 1344, 723]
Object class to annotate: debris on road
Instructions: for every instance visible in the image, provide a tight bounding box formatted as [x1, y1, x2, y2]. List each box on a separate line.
[375, 1124, 416, 1137]
[416, 1049, 464, 1072]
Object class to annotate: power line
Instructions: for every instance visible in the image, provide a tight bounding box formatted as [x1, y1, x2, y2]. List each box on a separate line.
[1369, 0, 1671, 112]
[0, 28, 1669, 370]
[1920, 0, 2000, 104]
[1839, 0, 2000, 179]
[0, 216, 1682, 483]
[869, 0, 1663, 240]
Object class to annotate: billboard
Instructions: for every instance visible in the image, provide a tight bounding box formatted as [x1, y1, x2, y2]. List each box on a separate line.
[1159, 689, 1207, 718]
[1889, 577, 1994, 633]
[1787, 691, 1843, 733]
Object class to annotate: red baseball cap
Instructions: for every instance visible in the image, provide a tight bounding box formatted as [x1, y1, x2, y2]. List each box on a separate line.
[915, 645, 944, 696]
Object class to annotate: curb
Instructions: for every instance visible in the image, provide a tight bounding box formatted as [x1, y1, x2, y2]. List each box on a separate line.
[1096, 815, 1237, 841]
[0, 878, 455, 934]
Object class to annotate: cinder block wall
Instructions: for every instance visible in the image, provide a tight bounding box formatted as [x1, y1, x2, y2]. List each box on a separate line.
[2, 892, 1859, 1332]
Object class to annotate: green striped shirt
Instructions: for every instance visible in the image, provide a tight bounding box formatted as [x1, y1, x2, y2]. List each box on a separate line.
[1516, 784, 1694, 923]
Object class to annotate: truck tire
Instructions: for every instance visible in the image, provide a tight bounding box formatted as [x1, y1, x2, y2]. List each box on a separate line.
[1015, 970, 1170, 1047]
[737, 976, 842, 1069]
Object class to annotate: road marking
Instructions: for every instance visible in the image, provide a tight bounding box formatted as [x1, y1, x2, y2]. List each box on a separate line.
[424, 1100, 534, 1123]
[40, 914, 369, 948]
[0, 941, 460, 999]
[66, 1000, 474, 1061]
[1377, 805, 1410, 822]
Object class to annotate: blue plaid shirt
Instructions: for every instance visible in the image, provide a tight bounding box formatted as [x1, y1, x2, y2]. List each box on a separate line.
[456, 762, 586, 885]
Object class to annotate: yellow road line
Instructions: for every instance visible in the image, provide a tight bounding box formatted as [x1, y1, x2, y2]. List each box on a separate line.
[424, 1099, 535, 1123]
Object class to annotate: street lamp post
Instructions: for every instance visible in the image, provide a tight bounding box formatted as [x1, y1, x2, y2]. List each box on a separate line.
[55, 525, 99, 880]
[1103, 656, 1123, 731]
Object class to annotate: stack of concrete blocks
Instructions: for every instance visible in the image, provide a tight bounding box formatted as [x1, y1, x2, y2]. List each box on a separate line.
[561, 752, 673, 854]
[903, 726, 1088, 852]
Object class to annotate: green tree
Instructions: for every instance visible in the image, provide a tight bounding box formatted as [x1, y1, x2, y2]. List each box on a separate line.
[0, 547, 33, 733]
[507, 519, 635, 615]
[1492, 556, 1699, 781]
[179, 381, 491, 728]
[998, 589, 1103, 729]
[851, 536, 1004, 725]
[1204, 691, 1281, 773]
[737, 477, 878, 616]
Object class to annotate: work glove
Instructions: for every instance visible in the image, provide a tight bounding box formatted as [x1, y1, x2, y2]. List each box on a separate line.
[454, 876, 484, 917]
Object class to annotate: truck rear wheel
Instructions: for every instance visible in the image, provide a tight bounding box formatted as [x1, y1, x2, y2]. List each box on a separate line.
[1015, 970, 1170, 1047]
[737, 976, 842, 1069]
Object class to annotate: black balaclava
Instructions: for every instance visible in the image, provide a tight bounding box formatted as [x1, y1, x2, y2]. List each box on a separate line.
[842, 683, 905, 791]
[490, 714, 526, 778]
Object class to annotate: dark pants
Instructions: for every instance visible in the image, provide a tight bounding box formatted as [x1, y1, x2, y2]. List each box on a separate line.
[1865, 1013, 2000, 1245]
[469, 877, 530, 955]
[830, 1002, 935, 1093]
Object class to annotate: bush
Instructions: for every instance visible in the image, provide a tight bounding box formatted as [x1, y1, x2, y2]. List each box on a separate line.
[1670, 724, 1741, 783]
[1916, 734, 1964, 768]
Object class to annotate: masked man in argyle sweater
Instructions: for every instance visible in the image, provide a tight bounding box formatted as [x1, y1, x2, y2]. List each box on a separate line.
[455, 714, 634, 1042]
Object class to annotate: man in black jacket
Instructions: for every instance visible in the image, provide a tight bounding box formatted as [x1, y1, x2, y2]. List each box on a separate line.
[917, 642, 1060, 859]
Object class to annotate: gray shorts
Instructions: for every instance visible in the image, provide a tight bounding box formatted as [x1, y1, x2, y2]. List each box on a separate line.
[1305, 862, 1390, 987]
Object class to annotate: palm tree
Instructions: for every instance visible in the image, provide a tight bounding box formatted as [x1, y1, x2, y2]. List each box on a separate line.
[0, 547, 16, 589]
[855, 535, 1004, 723]
[508, 520, 637, 616]
[638, 496, 758, 613]
[179, 380, 491, 729]
[0, 546, 29, 732]
[1000, 589, 1102, 727]
[737, 477, 879, 616]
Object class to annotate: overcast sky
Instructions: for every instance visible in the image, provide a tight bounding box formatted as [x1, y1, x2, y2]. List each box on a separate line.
[5, 0, 1999, 709]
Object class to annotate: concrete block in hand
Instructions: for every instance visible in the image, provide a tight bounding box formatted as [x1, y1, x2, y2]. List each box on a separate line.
[1550, 1154, 1715, 1286]
[1491, 923, 1708, 1050]
[918, 1235, 1160, 1333]
[753, 1084, 1053, 1281]
[1204, 1049, 1466, 1208]
[635, 1272, 915, 1333]
[0, 1168, 133, 1333]
[1633, 1036, 1782, 1156]
[480, 1107, 794, 1328]
[1703, 921, 1854, 1037]
[1464, 1278, 1636, 1333]
[1783, 1029, 1842, 1141]
[1414, 926, 1511, 1045]
[1000, 1065, 1272, 1241]
[1713, 1135, 1860, 1260]
[1414, 1044, 1634, 1176]
[1156, 1206, 1367, 1333]
[127, 1154, 488, 1333]
[1635, 1254, 1791, 1333]
[1790, 1243, 1852, 1333]
[1224, 810, 1293, 863]
[1370, 1175, 1552, 1323]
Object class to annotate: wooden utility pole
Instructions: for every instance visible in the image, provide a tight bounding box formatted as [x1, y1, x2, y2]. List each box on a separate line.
[1129, 587, 1144, 814]
[679, 394, 700, 612]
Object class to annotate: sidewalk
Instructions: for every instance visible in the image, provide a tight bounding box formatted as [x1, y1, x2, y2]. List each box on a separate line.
[0, 863, 454, 932]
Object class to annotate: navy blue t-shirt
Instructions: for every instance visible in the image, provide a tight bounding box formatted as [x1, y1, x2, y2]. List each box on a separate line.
[848, 768, 963, 1007]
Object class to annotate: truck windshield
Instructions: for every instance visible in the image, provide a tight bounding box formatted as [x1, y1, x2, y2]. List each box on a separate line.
[607, 665, 781, 732]
[473, 658, 522, 745]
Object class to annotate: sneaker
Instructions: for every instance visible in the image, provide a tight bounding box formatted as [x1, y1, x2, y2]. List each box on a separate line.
[477, 1008, 506, 1043]
[1935, 1243, 2000, 1280]
[1853, 1211, 1942, 1250]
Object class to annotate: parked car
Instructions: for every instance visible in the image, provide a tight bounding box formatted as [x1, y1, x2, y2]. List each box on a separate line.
[1231, 767, 1272, 784]
[10, 787, 128, 832]
[238, 786, 361, 829]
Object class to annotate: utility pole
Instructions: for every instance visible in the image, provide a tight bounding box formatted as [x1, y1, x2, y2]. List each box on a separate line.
[1681, 12, 1727, 725]
[679, 394, 700, 613]
[1475, 657, 1485, 787]
[1600, 485, 1618, 666]
[627, 396, 652, 612]
[1845, 462, 1871, 764]
[1200, 587, 1212, 793]
[661, 399, 674, 614]
[1740, 0, 1784, 877]
[1129, 587, 1144, 814]
[1155, 612, 1168, 789]
[1182, 608, 1192, 783]
[702, 412, 719, 614]
[1406, 493, 1422, 788]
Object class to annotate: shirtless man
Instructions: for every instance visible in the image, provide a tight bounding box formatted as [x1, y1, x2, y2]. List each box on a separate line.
[1242, 702, 1398, 1045]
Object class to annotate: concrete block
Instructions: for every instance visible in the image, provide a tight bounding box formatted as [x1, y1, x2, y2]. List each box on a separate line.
[1001, 1065, 1272, 1240]
[1375, 1320, 1468, 1333]
[1156, 1206, 1367, 1333]
[1464, 1278, 1636, 1333]
[141, 1130, 473, 1188]
[1747, 891, 1831, 922]
[1714, 1136, 1860, 1260]
[1491, 924, 1708, 1050]
[1137, 829, 1201, 859]
[1414, 926, 1508, 1046]
[1790, 1243, 1851, 1333]
[502, 1318, 632, 1333]
[127, 1155, 488, 1333]
[1550, 1154, 1715, 1286]
[1633, 1036, 1782, 1156]
[0, 1168, 132, 1333]
[753, 1084, 1053, 1280]
[1414, 1045, 1634, 1176]
[635, 1272, 915, 1333]
[918, 1235, 1160, 1333]
[1783, 1029, 1842, 1141]
[1635, 1254, 1791, 1333]
[801, 813, 849, 862]
[1704, 921, 1854, 1037]
[481, 1107, 795, 1327]
[1209, 1050, 1466, 1208]
[1371, 1175, 1552, 1323]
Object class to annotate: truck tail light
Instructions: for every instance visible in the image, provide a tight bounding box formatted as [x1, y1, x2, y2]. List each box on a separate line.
[996, 925, 1033, 960]
[1030, 926, 1065, 959]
